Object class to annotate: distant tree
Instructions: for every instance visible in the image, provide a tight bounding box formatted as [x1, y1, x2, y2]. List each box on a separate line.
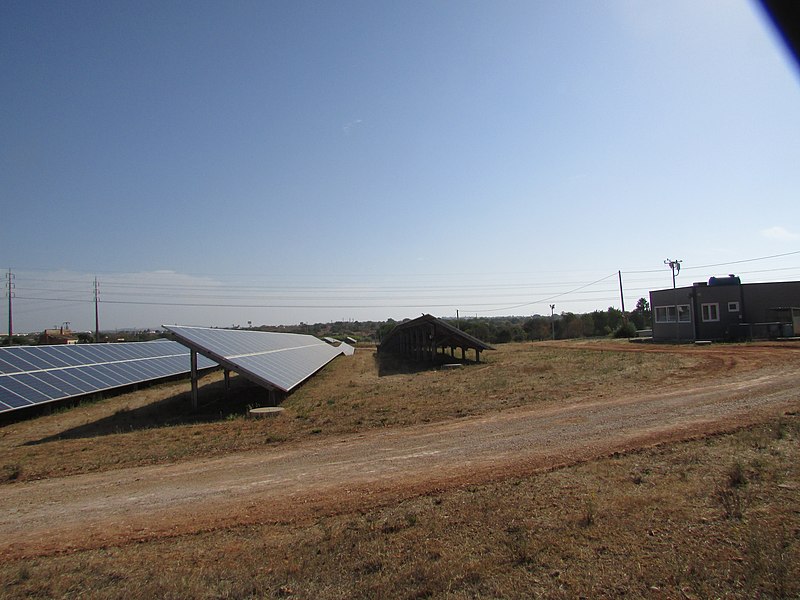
[470, 321, 491, 342]
[630, 297, 652, 329]
[495, 326, 513, 344]
[376, 319, 397, 341]
[3, 335, 33, 346]
[583, 312, 599, 336]
[606, 307, 625, 333]
[523, 317, 551, 340]
[560, 313, 584, 339]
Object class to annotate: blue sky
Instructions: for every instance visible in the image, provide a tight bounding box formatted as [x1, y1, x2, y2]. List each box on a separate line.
[2, 0, 799, 332]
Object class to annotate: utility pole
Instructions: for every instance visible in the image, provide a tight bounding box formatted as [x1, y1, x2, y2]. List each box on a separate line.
[664, 259, 682, 343]
[456, 309, 460, 330]
[664, 259, 682, 289]
[94, 277, 100, 343]
[5, 269, 13, 346]
[550, 304, 556, 340]
[618, 270, 627, 317]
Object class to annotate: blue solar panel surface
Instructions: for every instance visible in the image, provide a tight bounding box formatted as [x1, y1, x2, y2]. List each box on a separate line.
[165, 326, 353, 392]
[0, 340, 216, 413]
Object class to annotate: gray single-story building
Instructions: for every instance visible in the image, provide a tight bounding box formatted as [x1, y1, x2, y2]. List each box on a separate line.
[649, 276, 800, 342]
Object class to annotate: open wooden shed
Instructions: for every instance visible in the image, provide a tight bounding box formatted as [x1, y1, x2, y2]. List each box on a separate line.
[378, 314, 494, 363]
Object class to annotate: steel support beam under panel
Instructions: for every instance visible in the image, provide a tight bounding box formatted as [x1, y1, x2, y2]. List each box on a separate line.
[224, 369, 231, 392]
[190, 349, 198, 409]
[268, 388, 279, 406]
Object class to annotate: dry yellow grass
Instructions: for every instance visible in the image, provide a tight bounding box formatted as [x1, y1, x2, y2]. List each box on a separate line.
[1, 416, 797, 598]
[0, 340, 693, 483]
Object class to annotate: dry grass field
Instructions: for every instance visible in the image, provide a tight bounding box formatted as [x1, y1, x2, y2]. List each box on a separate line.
[0, 341, 695, 483]
[0, 340, 798, 598]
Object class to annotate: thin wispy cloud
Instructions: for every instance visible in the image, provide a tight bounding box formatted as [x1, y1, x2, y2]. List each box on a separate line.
[760, 226, 799, 241]
[342, 119, 363, 134]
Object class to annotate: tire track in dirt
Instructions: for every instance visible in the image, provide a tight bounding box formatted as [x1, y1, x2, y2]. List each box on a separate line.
[0, 360, 797, 560]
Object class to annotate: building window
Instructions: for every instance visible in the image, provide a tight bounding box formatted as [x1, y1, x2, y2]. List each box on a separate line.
[655, 306, 673, 323]
[655, 305, 691, 323]
[702, 303, 720, 322]
[678, 305, 691, 322]
[728, 302, 740, 312]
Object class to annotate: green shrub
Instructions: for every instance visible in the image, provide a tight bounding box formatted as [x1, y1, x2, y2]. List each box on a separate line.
[613, 322, 637, 338]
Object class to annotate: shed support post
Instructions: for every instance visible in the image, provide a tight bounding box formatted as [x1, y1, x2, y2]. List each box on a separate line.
[190, 349, 198, 409]
[476, 349, 481, 363]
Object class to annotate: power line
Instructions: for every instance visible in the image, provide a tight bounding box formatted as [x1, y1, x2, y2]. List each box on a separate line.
[479, 272, 619, 313]
[7, 250, 799, 324]
[12, 248, 797, 281]
[684, 249, 800, 271]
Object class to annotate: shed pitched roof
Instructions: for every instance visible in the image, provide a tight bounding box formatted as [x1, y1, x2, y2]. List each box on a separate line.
[379, 314, 494, 353]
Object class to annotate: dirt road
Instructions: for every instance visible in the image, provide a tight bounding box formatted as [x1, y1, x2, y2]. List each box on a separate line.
[1, 347, 798, 559]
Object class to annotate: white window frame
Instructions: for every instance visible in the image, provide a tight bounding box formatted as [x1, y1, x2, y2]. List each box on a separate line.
[702, 303, 720, 322]
[727, 301, 740, 312]
[655, 305, 691, 323]
[677, 305, 691, 323]
[655, 306, 674, 323]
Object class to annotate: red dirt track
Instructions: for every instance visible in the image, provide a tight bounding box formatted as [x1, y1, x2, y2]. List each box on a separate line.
[1, 342, 798, 560]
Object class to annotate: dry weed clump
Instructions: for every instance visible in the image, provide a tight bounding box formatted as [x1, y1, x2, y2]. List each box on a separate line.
[0, 463, 21, 483]
[717, 486, 745, 519]
[579, 496, 597, 527]
[727, 460, 748, 488]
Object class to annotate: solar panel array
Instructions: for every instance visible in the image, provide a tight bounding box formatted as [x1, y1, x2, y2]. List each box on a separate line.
[165, 326, 354, 392]
[0, 340, 216, 414]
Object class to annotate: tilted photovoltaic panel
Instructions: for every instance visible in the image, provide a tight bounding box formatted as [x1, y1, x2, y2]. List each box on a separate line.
[164, 326, 354, 393]
[0, 340, 217, 414]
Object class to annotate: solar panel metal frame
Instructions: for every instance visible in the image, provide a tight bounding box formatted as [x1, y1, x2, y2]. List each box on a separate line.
[0, 340, 216, 414]
[164, 325, 353, 393]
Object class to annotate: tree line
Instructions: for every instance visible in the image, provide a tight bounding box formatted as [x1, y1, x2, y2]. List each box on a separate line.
[374, 298, 652, 345]
[6, 298, 652, 347]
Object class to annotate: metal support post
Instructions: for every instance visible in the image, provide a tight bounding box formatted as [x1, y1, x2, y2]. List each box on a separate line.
[190, 349, 198, 409]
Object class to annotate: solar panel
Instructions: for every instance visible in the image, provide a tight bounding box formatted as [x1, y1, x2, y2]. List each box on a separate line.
[322, 337, 356, 355]
[164, 326, 354, 393]
[0, 340, 216, 414]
